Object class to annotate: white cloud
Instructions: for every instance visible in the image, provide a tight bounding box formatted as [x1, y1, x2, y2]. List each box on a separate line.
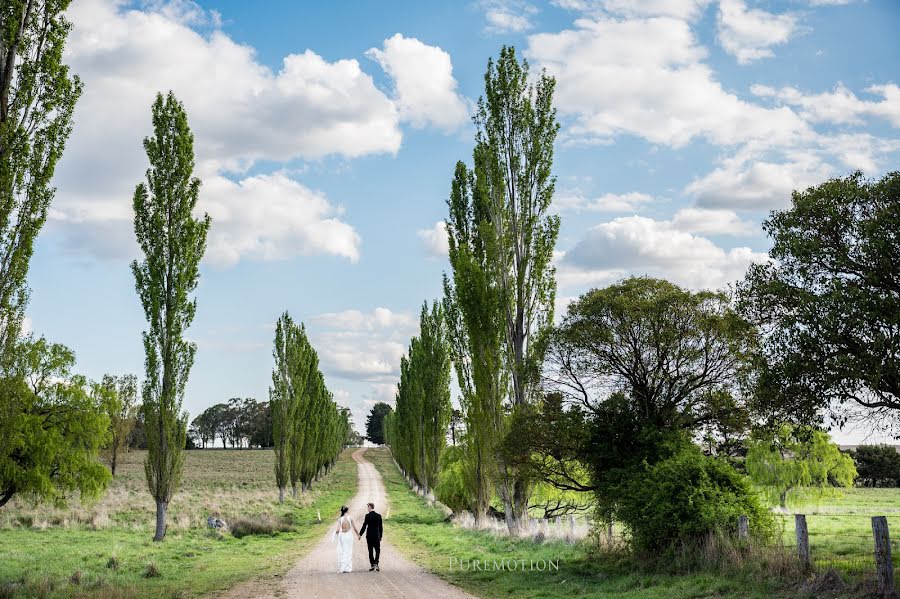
[685, 150, 834, 210]
[526, 16, 810, 148]
[552, 0, 711, 19]
[752, 83, 900, 127]
[52, 0, 404, 263]
[366, 34, 469, 132]
[562, 216, 768, 290]
[481, 0, 538, 33]
[671, 208, 755, 235]
[717, 0, 798, 64]
[417, 221, 450, 257]
[202, 174, 360, 267]
[311, 308, 410, 377]
[556, 191, 654, 212]
[312, 308, 417, 333]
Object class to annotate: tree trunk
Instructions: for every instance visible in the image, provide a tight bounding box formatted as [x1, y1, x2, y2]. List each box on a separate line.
[779, 489, 788, 509]
[291, 484, 298, 498]
[0, 485, 15, 508]
[153, 500, 167, 542]
[278, 487, 285, 503]
[111, 447, 118, 477]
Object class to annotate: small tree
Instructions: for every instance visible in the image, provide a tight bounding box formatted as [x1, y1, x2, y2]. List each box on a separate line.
[746, 426, 857, 508]
[97, 374, 139, 476]
[365, 402, 393, 445]
[132, 91, 210, 541]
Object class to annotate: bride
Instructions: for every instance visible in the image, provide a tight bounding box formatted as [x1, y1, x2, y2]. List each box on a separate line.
[334, 505, 360, 573]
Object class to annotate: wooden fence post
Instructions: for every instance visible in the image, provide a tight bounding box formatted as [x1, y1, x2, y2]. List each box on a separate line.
[872, 516, 895, 596]
[738, 515, 749, 540]
[795, 514, 810, 568]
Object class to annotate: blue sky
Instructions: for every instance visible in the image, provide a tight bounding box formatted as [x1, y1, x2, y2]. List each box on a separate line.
[27, 0, 900, 440]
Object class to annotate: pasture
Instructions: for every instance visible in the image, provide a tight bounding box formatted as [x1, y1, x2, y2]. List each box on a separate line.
[0, 448, 358, 598]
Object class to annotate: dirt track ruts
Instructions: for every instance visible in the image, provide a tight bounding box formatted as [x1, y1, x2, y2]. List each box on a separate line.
[221, 448, 476, 599]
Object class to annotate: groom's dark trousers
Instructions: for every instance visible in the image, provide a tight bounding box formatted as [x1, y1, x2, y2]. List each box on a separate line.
[360, 511, 383, 566]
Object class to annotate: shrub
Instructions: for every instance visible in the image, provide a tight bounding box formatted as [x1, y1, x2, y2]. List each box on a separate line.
[618, 443, 774, 554]
[230, 514, 293, 538]
[143, 563, 160, 578]
[434, 445, 473, 513]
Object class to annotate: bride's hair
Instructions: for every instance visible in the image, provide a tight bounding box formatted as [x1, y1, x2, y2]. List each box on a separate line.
[340, 506, 349, 516]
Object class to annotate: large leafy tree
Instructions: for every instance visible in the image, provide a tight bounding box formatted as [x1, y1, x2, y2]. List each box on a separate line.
[852, 445, 900, 488]
[541, 277, 759, 521]
[365, 402, 392, 445]
[0, 1, 82, 486]
[746, 426, 857, 507]
[132, 91, 210, 541]
[482, 46, 559, 531]
[97, 374, 139, 476]
[0, 338, 110, 508]
[739, 171, 900, 430]
[0, 0, 81, 364]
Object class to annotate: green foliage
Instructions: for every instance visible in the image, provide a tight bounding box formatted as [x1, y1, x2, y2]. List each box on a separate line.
[365, 402, 392, 445]
[738, 171, 900, 426]
[434, 445, 474, 513]
[96, 374, 139, 476]
[269, 311, 347, 502]
[390, 301, 452, 494]
[746, 426, 857, 507]
[852, 445, 900, 487]
[131, 91, 210, 541]
[0, 0, 81, 368]
[619, 441, 775, 554]
[0, 337, 111, 508]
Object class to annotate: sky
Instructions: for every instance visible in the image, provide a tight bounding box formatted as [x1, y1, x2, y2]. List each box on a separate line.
[26, 0, 900, 441]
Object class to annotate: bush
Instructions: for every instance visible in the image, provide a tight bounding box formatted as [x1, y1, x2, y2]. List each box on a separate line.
[434, 445, 473, 513]
[230, 514, 293, 538]
[618, 443, 774, 554]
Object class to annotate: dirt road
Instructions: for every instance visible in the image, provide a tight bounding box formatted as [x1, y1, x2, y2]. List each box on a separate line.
[222, 448, 476, 599]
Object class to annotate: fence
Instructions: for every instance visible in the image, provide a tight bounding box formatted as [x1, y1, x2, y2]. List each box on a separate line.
[755, 513, 898, 595]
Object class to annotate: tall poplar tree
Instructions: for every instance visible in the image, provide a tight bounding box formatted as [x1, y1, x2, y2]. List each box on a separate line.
[417, 301, 452, 494]
[270, 313, 295, 503]
[476, 46, 559, 532]
[132, 91, 210, 542]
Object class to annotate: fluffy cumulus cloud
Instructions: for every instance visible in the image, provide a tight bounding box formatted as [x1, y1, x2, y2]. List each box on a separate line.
[417, 221, 450, 257]
[526, 17, 809, 148]
[670, 208, 755, 235]
[310, 307, 417, 383]
[366, 34, 469, 132]
[562, 216, 768, 290]
[752, 83, 900, 127]
[717, 0, 798, 64]
[555, 191, 654, 213]
[480, 0, 538, 33]
[51, 1, 467, 265]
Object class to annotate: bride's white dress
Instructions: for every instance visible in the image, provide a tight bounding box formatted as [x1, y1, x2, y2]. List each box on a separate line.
[336, 515, 355, 573]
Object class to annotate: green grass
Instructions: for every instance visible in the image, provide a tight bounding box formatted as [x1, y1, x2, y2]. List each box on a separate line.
[0, 448, 358, 598]
[367, 448, 791, 599]
[774, 488, 900, 577]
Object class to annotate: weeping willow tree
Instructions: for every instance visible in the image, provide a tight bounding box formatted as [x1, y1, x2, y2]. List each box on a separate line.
[269, 311, 347, 501]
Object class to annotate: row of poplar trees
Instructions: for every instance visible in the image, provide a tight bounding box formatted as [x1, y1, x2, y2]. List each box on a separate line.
[383, 302, 452, 495]
[270, 312, 349, 503]
[385, 47, 560, 534]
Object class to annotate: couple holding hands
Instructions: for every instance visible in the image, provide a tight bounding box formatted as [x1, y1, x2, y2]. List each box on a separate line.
[335, 502, 383, 573]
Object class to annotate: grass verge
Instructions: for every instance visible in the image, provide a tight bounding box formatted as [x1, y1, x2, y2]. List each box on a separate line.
[0, 448, 358, 598]
[367, 447, 795, 599]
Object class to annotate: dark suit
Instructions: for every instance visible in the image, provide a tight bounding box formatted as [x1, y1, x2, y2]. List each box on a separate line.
[359, 511, 383, 566]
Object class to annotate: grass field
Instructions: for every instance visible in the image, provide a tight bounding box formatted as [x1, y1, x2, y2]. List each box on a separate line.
[774, 488, 900, 578]
[367, 448, 794, 599]
[0, 448, 358, 598]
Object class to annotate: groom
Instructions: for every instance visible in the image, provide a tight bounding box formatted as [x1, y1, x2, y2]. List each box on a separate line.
[358, 502, 383, 571]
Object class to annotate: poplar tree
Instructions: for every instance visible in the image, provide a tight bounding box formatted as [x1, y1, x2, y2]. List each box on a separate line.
[417, 301, 452, 494]
[270, 313, 295, 503]
[132, 91, 210, 542]
[473, 46, 559, 532]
